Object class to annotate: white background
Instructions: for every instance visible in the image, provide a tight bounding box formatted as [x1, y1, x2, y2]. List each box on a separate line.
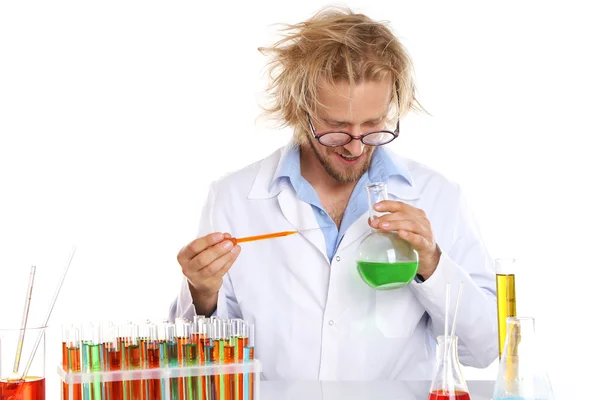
[1, 0, 598, 398]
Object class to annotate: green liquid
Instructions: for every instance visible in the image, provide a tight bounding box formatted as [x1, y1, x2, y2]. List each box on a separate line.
[167, 341, 179, 400]
[88, 344, 103, 400]
[357, 260, 419, 289]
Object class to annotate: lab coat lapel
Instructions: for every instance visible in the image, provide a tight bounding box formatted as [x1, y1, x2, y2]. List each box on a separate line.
[277, 186, 330, 263]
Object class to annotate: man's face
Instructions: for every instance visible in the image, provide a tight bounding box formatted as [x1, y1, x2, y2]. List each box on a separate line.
[307, 79, 393, 184]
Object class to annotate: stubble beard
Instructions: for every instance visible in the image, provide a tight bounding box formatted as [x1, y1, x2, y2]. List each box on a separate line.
[307, 138, 372, 184]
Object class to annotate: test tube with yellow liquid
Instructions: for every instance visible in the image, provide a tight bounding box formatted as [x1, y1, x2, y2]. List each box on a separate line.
[495, 258, 517, 360]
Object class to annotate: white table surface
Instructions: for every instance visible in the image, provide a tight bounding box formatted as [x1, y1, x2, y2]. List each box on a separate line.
[259, 380, 573, 400]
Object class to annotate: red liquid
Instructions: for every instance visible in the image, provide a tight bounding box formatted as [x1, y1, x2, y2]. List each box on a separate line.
[105, 348, 123, 400]
[145, 345, 161, 400]
[67, 347, 82, 400]
[428, 389, 471, 400]
[62, 342, 68, 400]
[125, 345, 142, 400]
[0, 377, 45, 400]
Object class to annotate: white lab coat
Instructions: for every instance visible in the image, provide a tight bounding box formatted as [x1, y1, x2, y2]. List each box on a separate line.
[170, 143, 498, 381]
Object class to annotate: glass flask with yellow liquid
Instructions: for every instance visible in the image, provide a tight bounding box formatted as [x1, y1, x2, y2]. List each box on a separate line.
[495, 258, 517, 359]
[356, 182, 419, 290]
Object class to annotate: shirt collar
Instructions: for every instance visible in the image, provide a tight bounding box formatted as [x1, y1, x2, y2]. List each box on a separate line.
[270, 143, 413, 192]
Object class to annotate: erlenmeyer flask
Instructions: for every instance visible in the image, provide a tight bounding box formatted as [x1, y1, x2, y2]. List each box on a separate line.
[492, 317, 555, 400]
[428, 335, 470, 400]
[356, 182, 419, 290]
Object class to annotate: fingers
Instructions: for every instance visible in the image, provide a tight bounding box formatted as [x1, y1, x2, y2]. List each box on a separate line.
[178, 233, 225, 263]
[369, 209, 434, 251]
[372, 211, 430, 230]
[194, 239, 237, 270]
[376, 218, 428, 237]
[183, 241, 241, 292]
[397, 228, 433, 250]
[373, 200, 426, 217]
[196, 246, 241, 279]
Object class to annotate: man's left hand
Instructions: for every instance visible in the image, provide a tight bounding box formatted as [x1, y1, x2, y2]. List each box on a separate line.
[368, 200, 441, 280]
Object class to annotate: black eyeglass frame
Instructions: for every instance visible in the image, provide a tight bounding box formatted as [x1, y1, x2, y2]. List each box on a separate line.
[306, 112, 400, 147]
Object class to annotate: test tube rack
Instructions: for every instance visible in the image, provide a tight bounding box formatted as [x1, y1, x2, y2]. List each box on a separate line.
[57, 359, 261, 400]
[58, 317, 259, 400]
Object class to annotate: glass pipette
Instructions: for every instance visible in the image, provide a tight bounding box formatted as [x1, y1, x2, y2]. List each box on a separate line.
[229, 227, 326, 246]
[9, 266, 36, 381]
[19, 246, 76, 381]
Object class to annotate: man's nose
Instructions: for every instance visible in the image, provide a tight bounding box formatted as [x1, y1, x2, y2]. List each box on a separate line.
[343, 138, 364, 157]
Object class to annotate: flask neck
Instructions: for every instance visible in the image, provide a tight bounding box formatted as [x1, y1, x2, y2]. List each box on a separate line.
[436, 335, 460, 365]
[503, 316, 536, 358]
[431, 335, 468, 393]
[366, 182, 388, 221]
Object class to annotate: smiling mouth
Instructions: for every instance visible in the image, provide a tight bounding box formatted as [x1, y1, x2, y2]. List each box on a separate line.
[335, 153, 362, 164]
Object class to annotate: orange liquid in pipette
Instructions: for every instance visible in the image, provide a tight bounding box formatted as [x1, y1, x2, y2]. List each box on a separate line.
[231, 230, 298, 245]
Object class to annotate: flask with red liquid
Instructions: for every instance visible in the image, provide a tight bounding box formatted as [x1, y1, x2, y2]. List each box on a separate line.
[428, 335, 471, 400]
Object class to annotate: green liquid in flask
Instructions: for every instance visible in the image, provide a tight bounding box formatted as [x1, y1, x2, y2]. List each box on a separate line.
[357, 260, 419, 289]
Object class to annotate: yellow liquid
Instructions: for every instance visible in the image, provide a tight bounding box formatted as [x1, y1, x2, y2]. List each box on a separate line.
[496, 274, 516, 359]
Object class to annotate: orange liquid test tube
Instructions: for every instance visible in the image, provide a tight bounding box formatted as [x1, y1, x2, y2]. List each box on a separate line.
[236, 323, 248, 400]
[66, 326, 83, 400]
[103, 324, 123, 400]
[176, 321, 189, 400]
[62, 327, 69, 400]
[224, 344, 235, 400]
[146, 343, 161, 399]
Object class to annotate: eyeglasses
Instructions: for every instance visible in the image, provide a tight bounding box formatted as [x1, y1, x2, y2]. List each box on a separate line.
[306, 112, 399, 147]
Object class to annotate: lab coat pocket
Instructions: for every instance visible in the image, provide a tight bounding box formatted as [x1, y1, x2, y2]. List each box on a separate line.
[375, 288, 425, 338]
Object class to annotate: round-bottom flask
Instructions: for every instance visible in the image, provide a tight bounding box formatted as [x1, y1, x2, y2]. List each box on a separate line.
[356, 182, 419, 290]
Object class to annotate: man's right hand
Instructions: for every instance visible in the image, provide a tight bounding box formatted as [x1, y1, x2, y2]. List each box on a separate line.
[177, 232, 241, 316]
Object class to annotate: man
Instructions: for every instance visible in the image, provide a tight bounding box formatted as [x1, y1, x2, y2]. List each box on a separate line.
[170, 7, 498, 380]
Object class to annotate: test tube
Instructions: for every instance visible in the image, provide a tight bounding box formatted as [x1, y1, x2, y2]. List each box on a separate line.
[243, 324, 255, 400]
[223, 321, 235, 400]
[102, 323, 123, 400]
[190, 317, 204, 364]
[191, 318, 207, 398]
[62, 325, 70, 400]
[80, 322, 92, 400]
[88, 323, 103, 400]
[141, 322, 161, 399]
[139, 320, 150, 371]
[81, 322, 104, 400]
[213, 319, 226, 400]
[234, 320, 247, 400]
[66, 325, 83, 400]
[198, 320, 211, 400]
[204, 322, 217, 400]
[124, 322, 142, 399]
[117, 321, 131, 370]
[156, 321, 169, 400]
[180, 322, 199, 400]
[175, 319, 189, 400]
[166, 322, 180, 400]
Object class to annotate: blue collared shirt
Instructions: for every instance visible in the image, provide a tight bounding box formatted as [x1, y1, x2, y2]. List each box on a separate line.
[271, 145, 412, 262]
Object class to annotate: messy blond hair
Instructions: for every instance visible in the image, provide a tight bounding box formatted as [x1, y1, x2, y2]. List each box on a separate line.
[259, 6, 424, 145]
